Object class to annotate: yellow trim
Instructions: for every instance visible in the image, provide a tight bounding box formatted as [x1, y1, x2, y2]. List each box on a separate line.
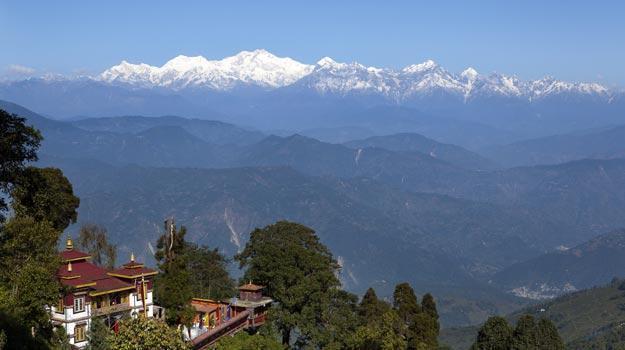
[62, 256, 92, 263]
[60, 275, 81, 280]
[191, 297, 220, 303]
[89, 286, 135, 297]
[122, 261, 145, 269]
[75, 282, 97, 288]
[107, 271, 158, 279]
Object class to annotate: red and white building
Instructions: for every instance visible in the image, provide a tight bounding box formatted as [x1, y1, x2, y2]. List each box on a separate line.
[51, 237, 158, 349]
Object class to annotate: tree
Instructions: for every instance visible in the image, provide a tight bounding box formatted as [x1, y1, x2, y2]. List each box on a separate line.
[0, 109, 42, 222]
[358, 287, 391, 323]
[0, 109, 79, 349]
[185, 243, 235, 300]
[106, 318, 189, 350]
[85, 318, 112, 350]
[154, 221, 195, 328]
[0, 217, 61, 343]
[216, 331, 283, 350]
[413, 292, 440, 348]
[349, 310, 408, 350]
[77, 224, 117, 269]
[235, 221, 342, 347]
[311, 289, 360, 350]
[421, 293, 439, 322]
[11, 167, 79, 232]
[409, 312, 439, 350]
[536, 318, 564, 350]
[393, 283, 420, 324]
[510, 314, 538, 349]
[472, 316, 513, 350]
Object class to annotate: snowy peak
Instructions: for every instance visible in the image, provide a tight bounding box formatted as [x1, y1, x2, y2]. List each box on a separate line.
[97, 50, 611, 99]
[316, 56, 338, 67]
[162, 55, 211, 71]
[402, 59, 438, 74]
[302, 57, 397, 96]
[461, 67, 479, 81]
[99, 49, 314, 90]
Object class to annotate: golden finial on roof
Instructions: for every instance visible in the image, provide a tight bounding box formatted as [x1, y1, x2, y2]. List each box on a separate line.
[67, 261, 72, 272]
[66, 237, 74, 251]
[130, 252, 135, 262]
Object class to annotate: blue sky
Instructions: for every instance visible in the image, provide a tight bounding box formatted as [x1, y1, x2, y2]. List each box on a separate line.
[1, 0, 624, 86]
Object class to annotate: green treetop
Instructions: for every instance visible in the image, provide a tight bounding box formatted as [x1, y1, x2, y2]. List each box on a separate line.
[235, 221, 343, 347]
[106, 317, 189, 350]
[0, 109, 42, 222]
[393, 282, 421, 324]
[154, 221, 195, 328]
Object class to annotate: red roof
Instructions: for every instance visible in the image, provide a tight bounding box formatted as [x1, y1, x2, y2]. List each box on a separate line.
[239, 283, 264, 291]
[192, 303, 218, 313]
[90, 276, 134, 295]
[60, 249, 91, 262]
[108, 258, 157, 278]
[57, 248, 154, 295]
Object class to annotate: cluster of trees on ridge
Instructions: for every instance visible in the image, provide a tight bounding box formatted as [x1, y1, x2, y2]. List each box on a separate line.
[0, 107, 563, 349]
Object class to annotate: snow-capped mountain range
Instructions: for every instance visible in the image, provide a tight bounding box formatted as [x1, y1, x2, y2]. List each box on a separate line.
[98, 49, 610, 101]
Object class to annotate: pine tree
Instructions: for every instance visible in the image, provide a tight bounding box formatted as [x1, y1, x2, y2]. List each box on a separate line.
[511, 314, 538, 349]
[358, 287, 390, 323]
[472, 316, 513, 350]
[393, 282, 420, 324]
[536, 318, 564, 350]
[421, 293, 439, 322]
[154, 220, 195, 328]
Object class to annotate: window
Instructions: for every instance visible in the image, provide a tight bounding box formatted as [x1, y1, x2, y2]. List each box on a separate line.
[74, 324, 86, 342]
[74, 296, 85, 313]
[56, 298, 64, 313]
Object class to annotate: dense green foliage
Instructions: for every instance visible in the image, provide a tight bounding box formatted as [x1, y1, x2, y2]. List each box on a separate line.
[154, 222, 196, 327]
[0, 108, 79, 349]
[77, 224, 117, 269]
[216, 331, 284, 350]
[11, 167, 79, 231]
[235, 222, 442, 350]
[85, 318, 112, 350]
[236, 221, 344, 347]
[155, 221, 236, 327]
[185, 242, 235, 300]
[106, 318, 189, 350]
[514, 278, 625, 348]
[0, 109, 42, 221]
[471, 315, 563, 350]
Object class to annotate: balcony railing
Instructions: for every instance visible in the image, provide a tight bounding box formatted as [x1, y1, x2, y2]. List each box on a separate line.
[91, 303, 133, 316]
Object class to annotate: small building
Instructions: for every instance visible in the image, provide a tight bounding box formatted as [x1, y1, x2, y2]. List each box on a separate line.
[230, 283, 273, 328]
[189, 283, 273, 349]
[51, 238, 158, 349]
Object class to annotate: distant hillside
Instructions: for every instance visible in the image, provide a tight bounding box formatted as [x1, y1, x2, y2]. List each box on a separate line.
[344, 132, 497, 170]
[452, 159, 625, 243]
[518, 279, 625, 348]
[492, 228, 625, 299]
[7, 100, 625, 254]
[442, 279, 625, 349]
[72, 115, 265, 146]
[235, 134, 470, 194]
[483, 124, 625, 167]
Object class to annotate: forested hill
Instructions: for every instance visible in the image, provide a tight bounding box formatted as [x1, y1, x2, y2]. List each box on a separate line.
[441, 279, 625, 349]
